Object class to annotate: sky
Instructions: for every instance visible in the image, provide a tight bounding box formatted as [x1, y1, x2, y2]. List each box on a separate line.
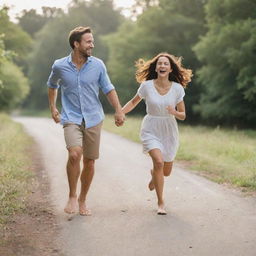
[1, 0, 136, 20]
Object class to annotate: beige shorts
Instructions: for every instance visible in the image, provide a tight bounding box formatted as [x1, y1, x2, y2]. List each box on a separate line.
[63, 121, 103, 159]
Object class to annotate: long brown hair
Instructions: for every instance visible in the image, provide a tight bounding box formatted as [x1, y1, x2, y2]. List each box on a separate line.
[135, 52, 192, 88]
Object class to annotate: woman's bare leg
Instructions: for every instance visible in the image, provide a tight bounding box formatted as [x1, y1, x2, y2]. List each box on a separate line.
[148, 169, 154, 191]
[149, 149, 166, 214]
[163, 162, 173, 177]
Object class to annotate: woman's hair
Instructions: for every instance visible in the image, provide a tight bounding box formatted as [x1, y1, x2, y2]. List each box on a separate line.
[135, 52, 193, 87]
[69, 26, 92, 49]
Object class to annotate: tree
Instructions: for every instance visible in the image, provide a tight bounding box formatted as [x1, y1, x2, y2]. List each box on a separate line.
[17, 7, 63, 38]
[0, 60, 29, 111]
[130, 0, 159, 17]
[194, 0, 256, 127]
[0, 7, 32, 65]
[0, 8, 30, 111]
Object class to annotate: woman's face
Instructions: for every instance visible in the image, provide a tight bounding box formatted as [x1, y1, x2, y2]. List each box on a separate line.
[155, 56, 172, 78]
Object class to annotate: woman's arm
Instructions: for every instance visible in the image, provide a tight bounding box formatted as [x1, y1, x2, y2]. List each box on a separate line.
[166, 101, 186, 120]
[122, 94, 142, 114]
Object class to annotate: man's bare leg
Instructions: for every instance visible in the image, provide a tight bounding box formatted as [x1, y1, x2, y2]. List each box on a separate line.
[64, 146, 82, 214]
[78, 158, 95, 216]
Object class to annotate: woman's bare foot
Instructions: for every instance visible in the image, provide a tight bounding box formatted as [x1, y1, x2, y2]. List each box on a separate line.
[157, 204, 167, 215]
[78, 199, 92, 216]
[64, 196, 77, 214]
[148, 169, 155, 191]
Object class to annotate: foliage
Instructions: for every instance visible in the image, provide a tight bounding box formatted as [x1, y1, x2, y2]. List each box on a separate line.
[0, 60, 29, 111]
[17, 7, 64, 38]
[0, 7, 32, 66]
[0, 8, 30, 111]
[193, 0, 256, 127]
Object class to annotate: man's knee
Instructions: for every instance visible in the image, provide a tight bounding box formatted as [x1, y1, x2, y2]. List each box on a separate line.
[68, 148, 82, 164]
[83, 158, 95, 169]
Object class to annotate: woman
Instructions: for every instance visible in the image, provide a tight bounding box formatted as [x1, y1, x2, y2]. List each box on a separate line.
[122, 52, 192, 215]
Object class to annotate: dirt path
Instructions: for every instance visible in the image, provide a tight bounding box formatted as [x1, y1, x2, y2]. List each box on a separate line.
[14, 117, 256, 256]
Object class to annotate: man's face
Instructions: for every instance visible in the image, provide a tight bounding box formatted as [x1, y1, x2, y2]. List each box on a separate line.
[76, 33, 94, 58]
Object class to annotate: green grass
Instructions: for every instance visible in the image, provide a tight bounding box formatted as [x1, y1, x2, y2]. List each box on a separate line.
[103, 115, 256, 191]
[0, 113, 34, 225]
[103, 115, 141, 143]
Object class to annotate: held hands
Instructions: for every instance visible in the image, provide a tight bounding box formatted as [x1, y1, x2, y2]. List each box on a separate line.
[114, 110, 125, 127]
[51, 107, 61, 123]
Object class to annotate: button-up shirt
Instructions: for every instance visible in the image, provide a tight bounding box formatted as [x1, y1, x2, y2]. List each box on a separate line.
[47, 54, 115, 128]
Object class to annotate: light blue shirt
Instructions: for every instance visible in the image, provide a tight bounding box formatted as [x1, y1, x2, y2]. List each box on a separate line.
[47, 54, 115, 128]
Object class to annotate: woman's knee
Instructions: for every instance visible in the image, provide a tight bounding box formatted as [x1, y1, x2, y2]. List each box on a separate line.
[153, 159, 164, 170]
[164, 163, 173, 176]
[164, 168, 172, 176]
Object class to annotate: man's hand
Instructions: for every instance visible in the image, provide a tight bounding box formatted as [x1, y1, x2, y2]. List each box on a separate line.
[114, 110, 125, 127]
[51, 107, 61, 123]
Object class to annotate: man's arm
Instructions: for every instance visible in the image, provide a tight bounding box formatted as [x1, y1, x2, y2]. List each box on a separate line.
[48, 88, 60, 123]
[106, 89, 125, 127]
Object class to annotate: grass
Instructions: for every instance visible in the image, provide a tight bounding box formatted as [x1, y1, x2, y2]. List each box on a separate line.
[0, 113, 34, 225]
[103, 115, 256, 191]
[103, 115, 141, 143]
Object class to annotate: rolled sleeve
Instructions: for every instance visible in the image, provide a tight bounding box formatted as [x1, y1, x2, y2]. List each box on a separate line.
[99, 63, 115, 94]
[47, 63, 60, 89]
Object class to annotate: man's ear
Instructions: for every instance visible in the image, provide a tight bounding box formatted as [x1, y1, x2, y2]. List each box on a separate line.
[74, 41, 79, 49]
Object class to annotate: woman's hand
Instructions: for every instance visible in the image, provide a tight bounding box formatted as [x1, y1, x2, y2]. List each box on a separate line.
[166, 105, 177, 116]
[166, 103, 186, 120]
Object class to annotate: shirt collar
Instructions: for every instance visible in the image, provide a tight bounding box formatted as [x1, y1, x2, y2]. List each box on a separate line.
[68, 53, 93, 65]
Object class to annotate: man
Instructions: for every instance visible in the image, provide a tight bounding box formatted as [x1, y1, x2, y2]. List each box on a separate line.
[47, 26, 125, 216]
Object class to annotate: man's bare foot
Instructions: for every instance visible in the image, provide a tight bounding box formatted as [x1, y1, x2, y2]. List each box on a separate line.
[148, 169, 155, 191]
[78, 199, 91, 216]
[64, 196, 77, 214]
[157, 204, 167, 215]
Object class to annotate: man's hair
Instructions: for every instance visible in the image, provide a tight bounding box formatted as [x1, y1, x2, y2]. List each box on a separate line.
[69, 26, 92, 49]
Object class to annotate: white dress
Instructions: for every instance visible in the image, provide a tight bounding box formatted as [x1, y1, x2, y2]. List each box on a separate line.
[137, 80, 185, 162]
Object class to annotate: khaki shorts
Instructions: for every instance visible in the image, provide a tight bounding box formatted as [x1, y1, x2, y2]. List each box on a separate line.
[63, 121, 103, 159]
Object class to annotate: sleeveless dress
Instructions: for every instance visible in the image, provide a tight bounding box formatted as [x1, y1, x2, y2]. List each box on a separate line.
[137, 80, 185, 162]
